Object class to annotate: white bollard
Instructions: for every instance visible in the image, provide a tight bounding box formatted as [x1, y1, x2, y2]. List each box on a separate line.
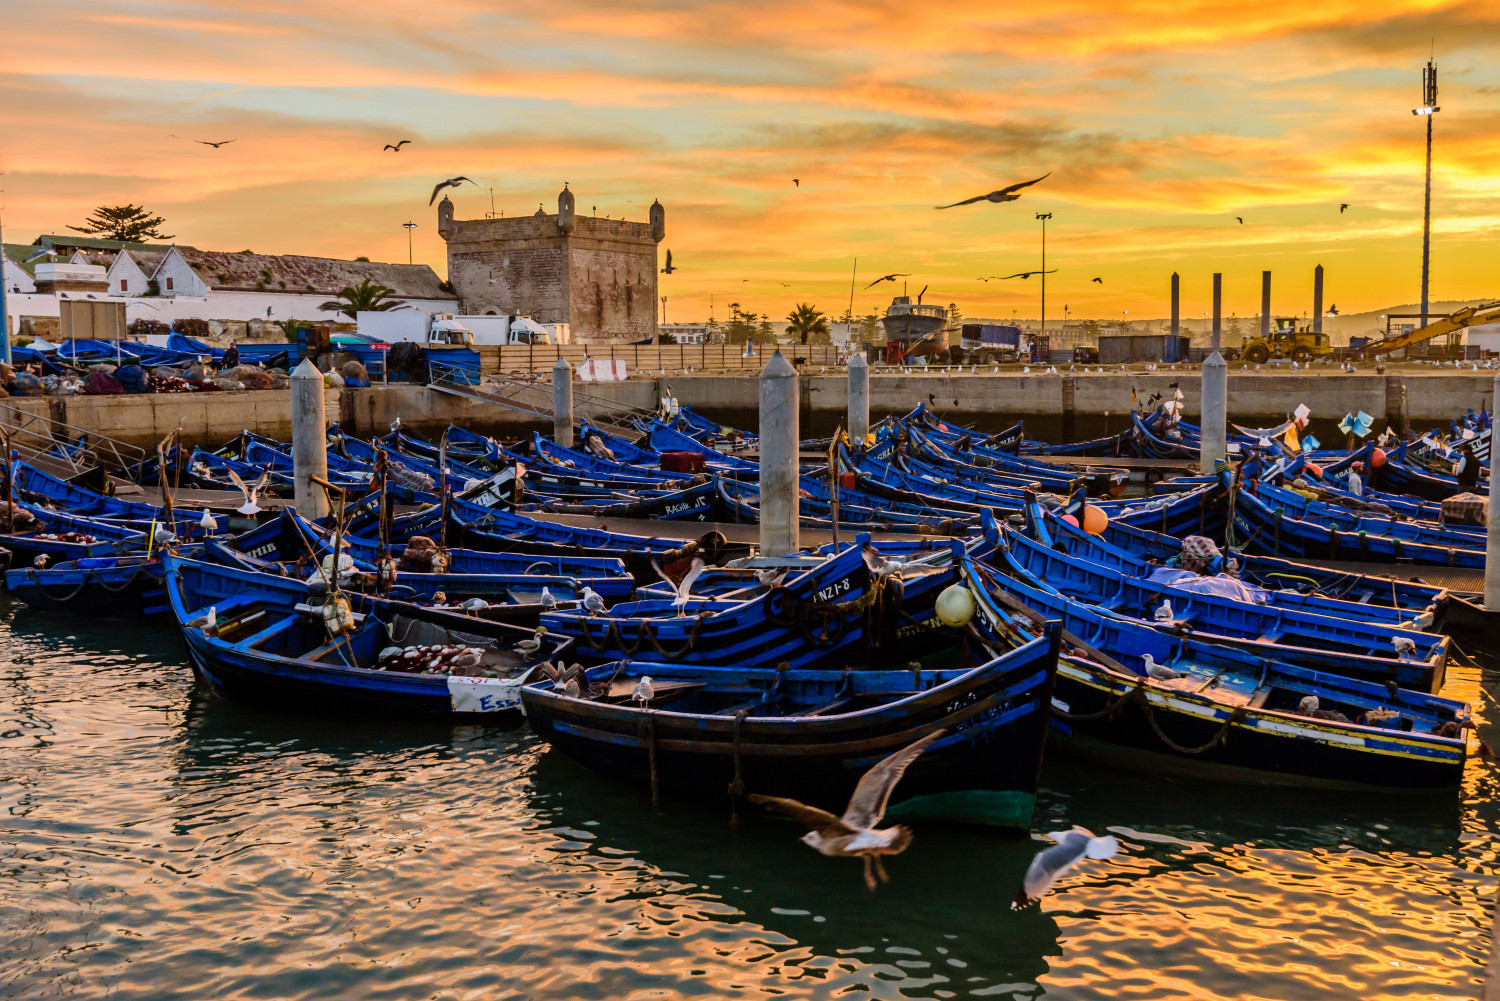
[848, 352, 869, 443]
[290, 357, 330, 520]
[1199, 350, 1228, 475]
[1486, 371, 1500, 609]
[759, 349, 800, 557]
[553, 357, 573, 448]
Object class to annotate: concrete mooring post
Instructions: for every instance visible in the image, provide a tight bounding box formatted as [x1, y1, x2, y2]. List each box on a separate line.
[759, 350, 800, 557]
[290, 357, 330, 520]
[847, 352, 869, 443]
[1212, 273, 1222, 351]
[1260, 271, 1272, 338]
[552, 357, 573, 448]
[1313, 264, 1325, 334]
[1200, 350, 1228, 475]
[1487, 373, 1500, 609]
[1170, 272, 1180, 337]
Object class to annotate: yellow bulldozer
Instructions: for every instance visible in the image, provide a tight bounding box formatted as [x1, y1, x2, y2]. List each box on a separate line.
[1228, 318, 1334, 364]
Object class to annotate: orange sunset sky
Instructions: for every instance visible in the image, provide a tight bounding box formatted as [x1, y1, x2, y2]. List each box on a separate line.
[3, 0, 1498, 324]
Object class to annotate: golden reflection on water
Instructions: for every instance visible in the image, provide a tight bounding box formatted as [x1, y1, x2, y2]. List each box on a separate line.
[0, 600, 1494, 1000]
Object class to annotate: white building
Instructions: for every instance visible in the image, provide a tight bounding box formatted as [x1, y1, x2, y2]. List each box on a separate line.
[660, 321, 713, 344]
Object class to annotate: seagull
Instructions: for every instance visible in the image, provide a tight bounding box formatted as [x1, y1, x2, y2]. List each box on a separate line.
[540, 586, 556, 610]
[32, 554, 49, 569]
[462, 597, 489, 612]
[792, 178, 800, 187]
[1091, 277, 1103, 284]
[749, 728, 946, 890]
[862, 545, 906, 578]
[1339, 203, 1349, 213]
[581, 587, 605, 614]
[225, 468, 270, 515]
[1154, 598, 1173, 622]
[429, 176, 476, 205]
[755, 567, 787, 588]
[864, 273, 911, 290]
[152, 524, 178, 547]
[515, 627, 546, 658]
[1235, 217, 1243, 224]
[196, 139, 236, 148]
[23, 247, 57, 264]
[199, 508, 216, 533]
[1143, 653, 1186, 680]
[660, 249, 676, 274]
[652, 557, 706, 615]
[186, 605, 218, 631]
[1013, 826, 1120, 909]
[632, 675, 655, 706]
[995, 270, 1058, 280]
[384, 140, 413, 151]
[935, 173, 1050, 209]
[561, 676, 582, 699]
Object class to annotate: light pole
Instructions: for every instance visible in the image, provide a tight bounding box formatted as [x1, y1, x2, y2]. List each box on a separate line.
[0, 189, 10, 364]
[402, 222, 417, 265]
[661, 296, 668, 325]
[1036, 212, 1052, 335]
[1413, 58, 1440, 321]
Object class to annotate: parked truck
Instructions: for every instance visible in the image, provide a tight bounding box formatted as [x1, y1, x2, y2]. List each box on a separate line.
[956, 323, 1023, 364]
[356, 311, 560, 348]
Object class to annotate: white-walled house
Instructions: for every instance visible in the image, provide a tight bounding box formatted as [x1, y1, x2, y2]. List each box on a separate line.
[106, 249, 169, 297]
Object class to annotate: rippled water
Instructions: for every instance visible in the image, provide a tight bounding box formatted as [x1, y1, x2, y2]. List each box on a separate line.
[2, 597, 1497, 1000]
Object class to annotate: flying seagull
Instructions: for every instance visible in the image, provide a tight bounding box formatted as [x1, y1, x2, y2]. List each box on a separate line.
[429, 176, 476, 205]
[793, 178, 800, 187]
[996, 270, 1058, 280]
[1235, 217, 1243, 224]
[196, 139, 237, 148]
[661, 249, 676, 274]
[864, 273, 911, 290]
[23, 247, 57, 264]
[1013, 826, 1120, 909]
[1091, 277, 1103, 284]
[934, 172, 1050, 209]
[1339, 203, 1349, 213]
[225, 468, 270, 516]
[384, 140, 413, 151]
[750, 729, 946, 889]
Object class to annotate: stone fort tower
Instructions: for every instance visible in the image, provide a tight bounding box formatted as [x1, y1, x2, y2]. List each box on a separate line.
[438, 185, 663, 343]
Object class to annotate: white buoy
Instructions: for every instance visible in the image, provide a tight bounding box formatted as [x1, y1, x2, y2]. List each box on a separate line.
[935, 584, 975, 627]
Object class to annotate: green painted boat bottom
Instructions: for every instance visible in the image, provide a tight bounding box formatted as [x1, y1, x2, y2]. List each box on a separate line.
[882, 789, 1035, 829]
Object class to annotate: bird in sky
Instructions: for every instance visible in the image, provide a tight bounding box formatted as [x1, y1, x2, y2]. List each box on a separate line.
[1091, 277, 1104, 284]
[864, 273, 911, 289]
[1235, 217, 1244, 224]
[793, 178, 800, 187]
[996, 270, 1058, 280]
[196, 139, 236, 148]
[429, 176, 476, 205]
[1327, 303, 1339, 315]
[1013, 826, 1120, 909]
[750, 729, 946, 890]
[1340, 203, 1349, 213]
[384, 140, 413, 151]
[779, 282, 791, 288]
[934, 172, 1050, 209]
[660, 249, 676, 274]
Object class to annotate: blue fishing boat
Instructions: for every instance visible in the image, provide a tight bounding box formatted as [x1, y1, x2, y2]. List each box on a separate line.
[6, 552, 175, 617]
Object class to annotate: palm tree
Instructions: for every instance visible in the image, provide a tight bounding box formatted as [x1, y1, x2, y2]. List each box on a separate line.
[784, 302, 830, 345]
[319, 278, 399, 319]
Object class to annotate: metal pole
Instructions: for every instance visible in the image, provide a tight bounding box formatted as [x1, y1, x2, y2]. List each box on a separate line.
[1211, 273, 1222, 352]
[1313, 265, 1325, 334]
[552, 357, 573, 447]
[1036, 213, 1051, 339]
[403, 222, 417, 266]
[0, 202, 11, 364]
[1486, 373, 1500, 609]
[847, 352, 869, 442]
[1170, 272, 1179, 337]
[1200, 350, 1228, 474]
[290, 357, 330, 520]
[1260, 271, 1271, 339]
[758, 349, 799, 557]
[847, 258, 857, 346]
[1421, 87, 1434, 321]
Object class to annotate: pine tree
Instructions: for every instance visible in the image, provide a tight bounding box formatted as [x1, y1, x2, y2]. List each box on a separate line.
[68, 204, 172, 242]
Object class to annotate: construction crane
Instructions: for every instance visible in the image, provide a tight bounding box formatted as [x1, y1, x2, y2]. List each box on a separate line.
[1361, 302, 1500, 358]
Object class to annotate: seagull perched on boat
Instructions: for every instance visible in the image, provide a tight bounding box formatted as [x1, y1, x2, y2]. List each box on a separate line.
[864, 273, 911, 290]
[429, 175, 476, 205]
[1154, 599, 1173, 622]
[225, 468, 270, 515]
[1143, 654, 1186, 680]
[152, 524, 178, 548]
[186, 605, 217, 631]
[632, 675, 655, 706]
[652, 557, 706, 615]
[540, 586, 556, 611]
[750, 728, 946, 890]
[32, 554, 49, 569]
[581, 587, 605, 614]
[515, 627, 547, 658]
[1013, 826, 1120, 909]
[755, 567, 787, 588]
[934, 173, 1050, 209]
[199, 508, 216, 534]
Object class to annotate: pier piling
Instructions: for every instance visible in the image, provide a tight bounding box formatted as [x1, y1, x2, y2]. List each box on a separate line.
[848, 352, 869, 443]
[552, 357, 574, 448]
[290, 357, 330, 520]
[1260, 271, 1271, 338]
[1170, 272, 1180, 337]
[1200, 350, 1228, 474]
[1212, 273, 1222, 351]
[1487, 372, 1500, 609]
[1313, 265, 1325, 334]
[759, 350, 800, 557]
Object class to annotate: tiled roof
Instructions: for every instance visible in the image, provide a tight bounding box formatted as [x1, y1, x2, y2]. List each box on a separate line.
[174, 249, 455, 299]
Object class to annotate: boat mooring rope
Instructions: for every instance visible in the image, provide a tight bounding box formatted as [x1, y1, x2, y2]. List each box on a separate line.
[1052, 678, 1249, 755]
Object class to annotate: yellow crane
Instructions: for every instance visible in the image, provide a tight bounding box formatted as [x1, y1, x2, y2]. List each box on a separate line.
[1362, 301, 1500, 358]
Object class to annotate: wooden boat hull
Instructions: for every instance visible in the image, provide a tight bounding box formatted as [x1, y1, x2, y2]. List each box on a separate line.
[6, 558, 169, 617]
[522, 626, 1062, 828]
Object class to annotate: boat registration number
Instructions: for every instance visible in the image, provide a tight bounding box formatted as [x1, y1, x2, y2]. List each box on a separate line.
[447, 676, 522, 713]
[815, 576, 855, 602]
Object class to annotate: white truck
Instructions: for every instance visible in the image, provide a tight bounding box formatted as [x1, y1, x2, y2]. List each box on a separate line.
[356, 311, 562, 347]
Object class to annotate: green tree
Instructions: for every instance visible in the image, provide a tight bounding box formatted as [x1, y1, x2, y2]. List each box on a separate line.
[318, 278, 399, 319]
[658, 330, 678, 344]
[1227, 313, 1244, 338]
[946, 302, 964, 344]
[784, 302, 830, 345]
[723, 303, 758, 345]
[68, 204, 172, 242]
[855, 313, 882, 342]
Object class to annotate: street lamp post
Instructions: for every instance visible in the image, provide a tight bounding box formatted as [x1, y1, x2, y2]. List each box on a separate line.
[1036, 212, 1052, 336]
[402, 222, 418, 265]
[1413, 58, 1440, 321]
